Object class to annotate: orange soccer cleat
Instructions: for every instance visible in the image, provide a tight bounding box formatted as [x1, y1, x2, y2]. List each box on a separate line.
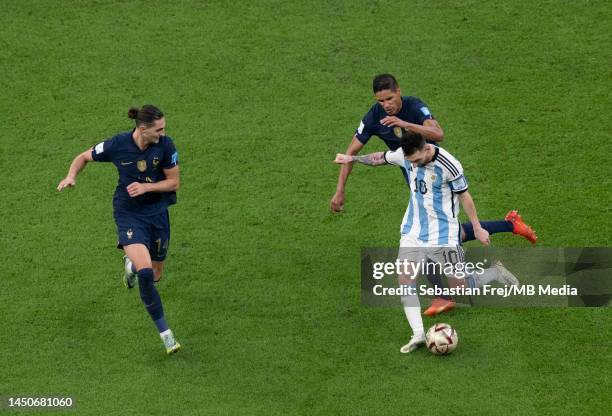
[505, 210, 538, 245]
[423, 297, 456, 316]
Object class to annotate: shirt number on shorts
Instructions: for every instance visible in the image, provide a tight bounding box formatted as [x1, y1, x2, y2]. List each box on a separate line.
[155, 238, 168, 253]
[442, 250, 459, 265]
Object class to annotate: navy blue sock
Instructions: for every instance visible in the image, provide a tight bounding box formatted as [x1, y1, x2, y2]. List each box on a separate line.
[462, 221, 513, 242]
[426, 269, 452, 301]
[137, 268, 167, 332]
[154, 317, 169, 333]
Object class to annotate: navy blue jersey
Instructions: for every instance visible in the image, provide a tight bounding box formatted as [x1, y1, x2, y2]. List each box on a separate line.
[91, 131, 179, 215]
[355, 96, 433, 150]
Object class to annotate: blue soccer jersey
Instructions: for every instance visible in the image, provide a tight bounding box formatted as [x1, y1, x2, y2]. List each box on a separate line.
[384, 146, 468, 246]
[91, 131, 179, 215]
[355, 96, 434, 150]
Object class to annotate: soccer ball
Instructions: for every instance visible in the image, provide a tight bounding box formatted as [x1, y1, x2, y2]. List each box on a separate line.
[426, 323, 458, 355]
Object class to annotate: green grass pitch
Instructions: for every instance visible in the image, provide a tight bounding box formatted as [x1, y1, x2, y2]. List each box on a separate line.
[1, 0, 610, 414]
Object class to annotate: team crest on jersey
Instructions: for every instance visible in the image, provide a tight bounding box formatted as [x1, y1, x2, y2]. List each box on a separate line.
[127, 229, 133, 240]
[431, 175, 437, 181]
[137, 160, 147, 172]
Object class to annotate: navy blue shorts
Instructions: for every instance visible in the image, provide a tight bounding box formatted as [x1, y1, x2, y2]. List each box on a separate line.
[114, 210, 170, 261]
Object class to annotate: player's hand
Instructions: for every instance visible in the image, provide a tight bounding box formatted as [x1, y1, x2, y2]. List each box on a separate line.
[57, 177, 76, 191]
[127, 182, 149, 197]
[330, 191, 344, 212]
[334, 154, 353, 164]
[474, 227, 490, 246]
[380, 116, 409, 129]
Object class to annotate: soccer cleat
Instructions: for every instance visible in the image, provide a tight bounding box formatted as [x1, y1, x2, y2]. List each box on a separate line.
[494, 261, 520, 286]
[505, 210, 537, 245]
[161, 330, 181, 355]
[122, 255, 137, 289]
[423, 297, 456, 316]
[400, 333, 426, 353]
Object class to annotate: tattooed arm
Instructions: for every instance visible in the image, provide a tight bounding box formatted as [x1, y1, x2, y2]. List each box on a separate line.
[334, 152, 387, 166]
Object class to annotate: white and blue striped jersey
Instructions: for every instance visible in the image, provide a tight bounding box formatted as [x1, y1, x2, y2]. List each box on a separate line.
[384, 146, 468, 246]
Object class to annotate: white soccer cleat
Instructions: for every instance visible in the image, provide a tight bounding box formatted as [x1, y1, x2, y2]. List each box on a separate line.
[122, 255, 137, 289]
[160, 329, 181, 355]
[400, 332, 426, 353]
[494, 261, 520, 286]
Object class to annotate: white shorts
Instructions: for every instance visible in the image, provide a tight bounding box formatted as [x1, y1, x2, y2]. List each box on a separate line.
[398, 234, 465, 279]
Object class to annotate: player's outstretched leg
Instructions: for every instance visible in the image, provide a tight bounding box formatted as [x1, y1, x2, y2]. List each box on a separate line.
[424, 211, 536, 315]
[461, 210, 537, 245]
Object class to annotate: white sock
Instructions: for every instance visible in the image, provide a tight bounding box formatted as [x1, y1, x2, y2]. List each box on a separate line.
[160, 329, 173, 339]
[401, 286, 424, 336]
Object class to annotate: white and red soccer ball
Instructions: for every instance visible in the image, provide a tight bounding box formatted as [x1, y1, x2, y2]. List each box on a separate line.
[426, 323, 458, 355]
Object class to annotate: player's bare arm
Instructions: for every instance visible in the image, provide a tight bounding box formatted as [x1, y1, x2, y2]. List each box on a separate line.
[334, 151, 386, 166]
[380, 117, 444, 142]
[330, 135, 364, 211]
[458, 191, 490, 246]
[56, 148, 94, 191]
[126, 166, 180, 197]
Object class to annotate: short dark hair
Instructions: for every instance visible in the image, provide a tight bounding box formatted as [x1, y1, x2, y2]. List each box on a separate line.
[373, 74, 399, 93]
[128, 105, 164, 127]
[394, 128, 425, 156]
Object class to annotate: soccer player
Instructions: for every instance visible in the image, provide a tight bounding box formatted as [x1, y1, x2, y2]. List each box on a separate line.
[334, 131, 519, 353]
[330, 73, 536, 316]
[57, 105, 181, 355]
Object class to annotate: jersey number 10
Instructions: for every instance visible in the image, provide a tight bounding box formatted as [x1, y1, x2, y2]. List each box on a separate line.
[413, 178, 428, 195]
